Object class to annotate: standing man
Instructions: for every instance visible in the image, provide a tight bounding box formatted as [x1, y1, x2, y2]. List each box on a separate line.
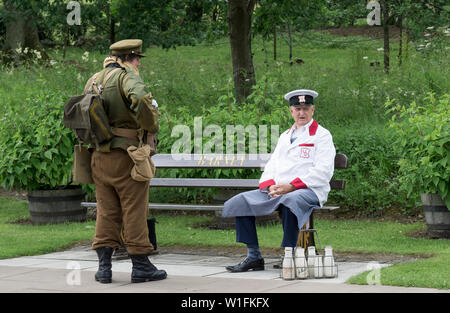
[223, 89, 336, 272]
[87, 39, 166, 283]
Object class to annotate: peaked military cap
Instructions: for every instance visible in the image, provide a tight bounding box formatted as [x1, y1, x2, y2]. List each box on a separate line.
[284, 89, 318, 106]
[110, 39, 147, 57]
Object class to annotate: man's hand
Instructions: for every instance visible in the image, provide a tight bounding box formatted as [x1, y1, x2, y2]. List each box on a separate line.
[268, 184, 295, 198]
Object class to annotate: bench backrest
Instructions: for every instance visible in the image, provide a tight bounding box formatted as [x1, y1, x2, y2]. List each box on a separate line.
[152, 153, 348, 190]
[152, 154, 348, 169]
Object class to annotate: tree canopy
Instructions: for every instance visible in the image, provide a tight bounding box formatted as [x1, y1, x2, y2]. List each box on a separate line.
[1, 0, 448, 100]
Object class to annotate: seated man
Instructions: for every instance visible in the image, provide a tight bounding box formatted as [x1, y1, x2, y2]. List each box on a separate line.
[222, 89, 336, 272]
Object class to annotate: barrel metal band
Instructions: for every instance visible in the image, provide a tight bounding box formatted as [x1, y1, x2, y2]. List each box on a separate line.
[29, 208, 87, 217]
[27, 194, 85, 203]
[422, 205, 448, 213]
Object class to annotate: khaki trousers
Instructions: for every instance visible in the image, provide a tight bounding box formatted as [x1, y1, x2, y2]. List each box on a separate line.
[91, 149, 153, 255]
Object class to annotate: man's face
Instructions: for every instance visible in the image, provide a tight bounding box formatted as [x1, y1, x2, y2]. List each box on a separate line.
[290, 105, 315, 127]
[130, 56, 141, 68]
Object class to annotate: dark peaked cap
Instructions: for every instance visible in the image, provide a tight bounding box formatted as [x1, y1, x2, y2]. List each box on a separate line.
[284, 89, 318, 106]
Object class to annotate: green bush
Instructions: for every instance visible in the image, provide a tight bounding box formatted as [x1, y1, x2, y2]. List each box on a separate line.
[0, 33, 447, 214]
[153, 76, 416, 213]
[330, 124, 416, 213]
[0, 90, 75, 190]
[386, 93, 450, 209]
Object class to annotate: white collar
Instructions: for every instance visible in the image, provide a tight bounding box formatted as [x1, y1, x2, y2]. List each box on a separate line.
[291, 119, 314, 134]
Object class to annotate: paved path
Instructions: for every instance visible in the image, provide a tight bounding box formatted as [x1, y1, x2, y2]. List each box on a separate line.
[0, 245, 447, 293]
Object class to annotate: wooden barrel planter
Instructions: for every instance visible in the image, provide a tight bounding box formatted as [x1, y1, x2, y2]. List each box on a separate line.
[28, 186, 86, 224]
[421, 193, 450, 238]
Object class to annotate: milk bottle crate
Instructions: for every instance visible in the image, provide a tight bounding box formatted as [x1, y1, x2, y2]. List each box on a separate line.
[279, 253, 338, 280]
[280, 228, 338, 280]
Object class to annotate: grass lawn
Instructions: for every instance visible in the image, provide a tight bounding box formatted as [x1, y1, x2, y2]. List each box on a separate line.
[0, 196, 448, 289]
[0, 197, 95, 259]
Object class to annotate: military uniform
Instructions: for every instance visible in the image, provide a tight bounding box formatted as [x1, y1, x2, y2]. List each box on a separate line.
[87, 39, 158, 257]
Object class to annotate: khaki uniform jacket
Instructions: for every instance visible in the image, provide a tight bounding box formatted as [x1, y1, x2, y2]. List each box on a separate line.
[84, 57, 158, 152]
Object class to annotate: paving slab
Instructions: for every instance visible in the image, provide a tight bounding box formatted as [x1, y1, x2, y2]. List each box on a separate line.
[0, 266, 44, 280]
[0, 256, 55, 267]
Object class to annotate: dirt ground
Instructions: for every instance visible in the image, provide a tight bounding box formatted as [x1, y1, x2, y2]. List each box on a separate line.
[157, 244, 430, 264]
[0, 188, 28, 201]
[66, 239, 430, 265]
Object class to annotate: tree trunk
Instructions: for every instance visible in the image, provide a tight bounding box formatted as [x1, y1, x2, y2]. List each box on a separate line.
[398, 15, 403, 66]
[3, 0, 48, 64]
[107, 2, 116, 45]
[110, 17, 116, 44]
[287, 22, 293, 66]
[212, 4, 218, 22]
[273, 25, 277, 61]
[63, 25, 69, 59]
[405, 27, 409, 65]
[380, 0, 390, 74]
[227, 0, 256, 104]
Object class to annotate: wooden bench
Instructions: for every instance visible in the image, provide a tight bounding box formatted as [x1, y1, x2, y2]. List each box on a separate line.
[82, 153, 348, 249]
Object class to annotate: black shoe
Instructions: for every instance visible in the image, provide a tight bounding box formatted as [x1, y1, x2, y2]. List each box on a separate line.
[226, 257, 265, 273]
[129, 254, 167, 283]
[95, 247, 114, 284]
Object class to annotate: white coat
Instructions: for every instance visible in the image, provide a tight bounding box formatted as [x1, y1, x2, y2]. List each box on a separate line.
[259, 119, 336, 207]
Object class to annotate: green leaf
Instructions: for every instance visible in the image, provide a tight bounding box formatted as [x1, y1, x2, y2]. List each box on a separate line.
[433, 177, 439, 187]
[44, 150, 52, 160]
[438, 181, 446, 195]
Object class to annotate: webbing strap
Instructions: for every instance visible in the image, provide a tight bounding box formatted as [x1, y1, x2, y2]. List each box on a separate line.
[90, 68, 121, 95]
[111, 127, 146, 146]
[111, 127, 140, 139]
[97, 68, 121, 94]
[102, 68, 121, 89]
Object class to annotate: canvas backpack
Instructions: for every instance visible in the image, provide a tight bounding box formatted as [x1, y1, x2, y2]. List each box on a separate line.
[63, 68, 122, 148]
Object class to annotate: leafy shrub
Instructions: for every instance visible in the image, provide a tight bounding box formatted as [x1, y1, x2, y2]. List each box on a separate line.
[386, 93, 450, 209]
[154, 76, 416, 213]
[329, 124, 416, 213]
[0, 41, 446, 214]
[0, 90, 75, 190]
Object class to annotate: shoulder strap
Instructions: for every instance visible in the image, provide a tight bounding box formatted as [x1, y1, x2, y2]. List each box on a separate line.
[102, 68, 122, 89]
[88, 68, 122, 95]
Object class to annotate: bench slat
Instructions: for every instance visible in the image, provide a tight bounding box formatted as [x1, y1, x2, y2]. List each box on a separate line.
[149, 203, 223, 211]
[81, 202, 340, 212]
[150, 178, 259, 189]
[150, 178, 346, 190]
[152, 153, 348, 170]
[330, 180, 346, 190]
[334, 153, 348, 169]
[152, 154, 268, 169]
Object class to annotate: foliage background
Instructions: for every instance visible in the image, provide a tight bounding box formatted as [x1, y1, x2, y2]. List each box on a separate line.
[1, 26, 449, 213]
[0, 1, 449, 214]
